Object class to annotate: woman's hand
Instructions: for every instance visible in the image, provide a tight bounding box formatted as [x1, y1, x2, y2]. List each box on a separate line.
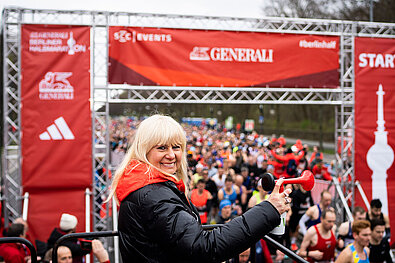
[267, 178, 292, 215]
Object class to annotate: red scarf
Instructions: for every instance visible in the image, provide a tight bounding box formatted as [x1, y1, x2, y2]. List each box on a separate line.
[116, 159, 185, 202]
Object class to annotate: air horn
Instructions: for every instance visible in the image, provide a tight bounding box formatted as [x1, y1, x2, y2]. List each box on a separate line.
[260, 170, 315, 192]
[260, 170, 315, 235]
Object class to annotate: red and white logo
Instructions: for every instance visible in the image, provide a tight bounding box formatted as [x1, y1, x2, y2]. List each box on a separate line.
[189, 47, 210, 61]
[113, 30, 172, 43]
[189, 46, 273, 63]
[39, 72, 74, 100]
[39, 117, 75, 140]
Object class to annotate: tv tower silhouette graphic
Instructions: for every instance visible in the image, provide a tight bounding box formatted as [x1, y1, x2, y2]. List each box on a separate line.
[366, 84, 394, 216]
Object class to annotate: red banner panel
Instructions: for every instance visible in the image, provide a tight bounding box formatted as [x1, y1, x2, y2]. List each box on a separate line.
[355, 37, 395, 238]
[27, 189, 88, 243]
[21, 24, 91, 242]
[109, 26, 339, 88]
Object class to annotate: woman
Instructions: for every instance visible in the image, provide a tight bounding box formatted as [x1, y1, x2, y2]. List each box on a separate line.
[109, 115, 291, 262]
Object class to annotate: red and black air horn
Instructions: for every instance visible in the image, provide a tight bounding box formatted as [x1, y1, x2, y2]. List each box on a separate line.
[260, 170, 315, 192]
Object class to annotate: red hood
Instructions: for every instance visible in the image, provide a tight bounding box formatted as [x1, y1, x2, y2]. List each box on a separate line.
[116, 159, 185, 202]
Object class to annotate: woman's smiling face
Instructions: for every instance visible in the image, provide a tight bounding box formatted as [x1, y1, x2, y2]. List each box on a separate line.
[147, 144, 182, 174]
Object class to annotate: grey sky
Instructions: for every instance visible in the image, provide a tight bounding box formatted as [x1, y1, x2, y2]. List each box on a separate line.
[1, 0, 266, 19]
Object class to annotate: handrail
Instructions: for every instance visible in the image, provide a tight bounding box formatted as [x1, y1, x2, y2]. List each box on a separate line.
[0, 237, 37, 263]
[332, 177, 354, 221]
[355, 180, 370, 211]
[52, 231, 118, 263]
[202, 225, 308, 262]
[52, 228, 308, 263]
[262, 235, 308, 263]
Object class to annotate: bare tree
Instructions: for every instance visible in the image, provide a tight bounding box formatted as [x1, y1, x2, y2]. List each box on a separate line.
[262, 0, 395, 22]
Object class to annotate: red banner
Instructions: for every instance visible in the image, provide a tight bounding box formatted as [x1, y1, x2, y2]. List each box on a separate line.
[21, 24, 91, 242]
[354, 37, 395, 239]
[109, 26, 339, 88]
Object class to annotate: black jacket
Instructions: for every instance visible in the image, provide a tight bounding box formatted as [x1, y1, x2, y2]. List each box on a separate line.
[118, 181, 280, 263]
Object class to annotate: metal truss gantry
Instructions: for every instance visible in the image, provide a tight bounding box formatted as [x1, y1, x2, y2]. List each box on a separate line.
[2, 7, 395, 236]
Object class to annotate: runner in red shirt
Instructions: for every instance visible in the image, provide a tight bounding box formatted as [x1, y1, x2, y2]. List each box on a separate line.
[190, 179, 213, 224]
[298, 209, 338, 262]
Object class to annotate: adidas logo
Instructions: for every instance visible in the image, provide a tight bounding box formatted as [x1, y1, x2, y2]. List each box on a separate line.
[39, 117, 75, 140]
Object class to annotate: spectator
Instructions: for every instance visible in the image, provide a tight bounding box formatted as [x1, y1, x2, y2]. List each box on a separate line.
[200, 168, 218, 222]
[111, 143, 126, 167]
[299, 190, 332, 235]
[45, 240, 110, 263]
[212, 166, 226, 189]
[241, 167, 254, 201]
[207, 160, 217, 178]
[57, 246, 72, 263]
[47, 213, 89, 263]
[234, 174, 248, 213]
[298, 209, 338, 263]
[236, 248, 251, 263]
[187, 153, 198, 173]
[297, 158, 309, 175]
[335, 220, 371, 263]
[91, 240, 110, 263]
[246, 155, 261, 181]
[368, 218, 392, 263]
[247, 182, 269, 209]
[366, 199, 390, 242]
[287, 184, 314, 251]
[246, 181, 276, 262]
[309, 145, 324, 167]
[218, 175, 240, 206]
[338, 206, 366, 250]
[311, 159, 332, 181]
[0, 223, 31, 263]
[267, 156, 286, 179]
[190, 179, 213, 224]
[293, 139, 304, 152]
[230, 148, 246, 174]
[214, 200, 237, 224]
[191, 163, 205, 188]
[271, 147, 305, 178]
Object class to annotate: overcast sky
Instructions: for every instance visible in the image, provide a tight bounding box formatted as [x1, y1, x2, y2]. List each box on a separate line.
[1, 0, 266, 19]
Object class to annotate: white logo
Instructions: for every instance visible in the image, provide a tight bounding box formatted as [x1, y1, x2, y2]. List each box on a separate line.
[28, 31, 87, 54]
[39, 117, 75, 141]
[113, 30, 132, 43]
[299, 40, 337, 49]
[189, 46, 273, 63]
[358, 53, 395, 68]
[113, 30, 172, 43]
[39, 72, 74, 100]
[67, 32, 76, 55]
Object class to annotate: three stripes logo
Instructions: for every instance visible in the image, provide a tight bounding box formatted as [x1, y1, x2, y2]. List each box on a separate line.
[39, 117, 75, 141]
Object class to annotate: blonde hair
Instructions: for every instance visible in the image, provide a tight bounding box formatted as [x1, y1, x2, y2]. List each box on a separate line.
[108, 115, 188, 204]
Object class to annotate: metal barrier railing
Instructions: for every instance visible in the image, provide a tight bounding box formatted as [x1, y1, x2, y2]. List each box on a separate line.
[52, 231, 118, 263]
[203, 224, 308, 263]
[0, 237, 38, 263]
[52, 228, 307, 263]
[0, 227, 308, 263]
